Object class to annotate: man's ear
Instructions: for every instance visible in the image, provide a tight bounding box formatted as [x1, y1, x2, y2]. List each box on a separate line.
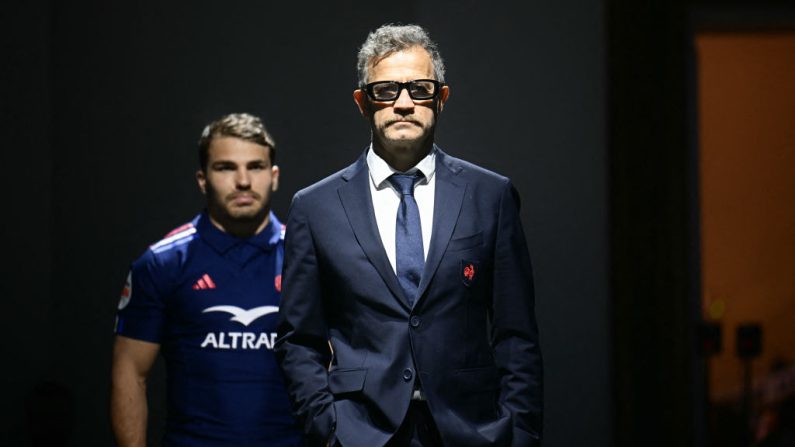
[437, 85, 450, 113]
[271, 165, 280, 192]
[353, 89, 369, 117]
[196, 170, 207, 195]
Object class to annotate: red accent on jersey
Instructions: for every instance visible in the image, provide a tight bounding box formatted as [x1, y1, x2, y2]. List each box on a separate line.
[164, 223, 194, 238]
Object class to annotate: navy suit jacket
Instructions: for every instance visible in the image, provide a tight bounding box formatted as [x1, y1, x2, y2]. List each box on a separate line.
[276, 147, 542, 446]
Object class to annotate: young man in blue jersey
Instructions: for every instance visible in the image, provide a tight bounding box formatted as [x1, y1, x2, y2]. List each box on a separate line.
[111, 113, 303, 446]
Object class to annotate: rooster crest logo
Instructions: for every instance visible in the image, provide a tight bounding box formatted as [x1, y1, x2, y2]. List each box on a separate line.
[461, 260, 478, 287]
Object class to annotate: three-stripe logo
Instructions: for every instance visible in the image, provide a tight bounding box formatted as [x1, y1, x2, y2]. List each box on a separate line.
[192, 273, 216, 290]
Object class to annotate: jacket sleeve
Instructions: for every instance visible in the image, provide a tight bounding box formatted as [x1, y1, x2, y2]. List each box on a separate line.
[492, 180, 543, 446]
[275, 193, 336, 445]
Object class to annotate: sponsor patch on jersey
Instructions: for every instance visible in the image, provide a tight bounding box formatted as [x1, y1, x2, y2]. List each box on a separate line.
[275, 274, 282, 293]
[200, 331, 277, 350]
[118, 270, 132, 309]
[202, 305, 279, 327]
[200, 305, 281, 350]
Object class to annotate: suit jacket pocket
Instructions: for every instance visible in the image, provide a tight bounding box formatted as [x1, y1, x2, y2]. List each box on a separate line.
[451, 366, 501, 423]
[452, 365, 500, 391]
[447, 232, 484, 252]
[328, 368, 367, 395]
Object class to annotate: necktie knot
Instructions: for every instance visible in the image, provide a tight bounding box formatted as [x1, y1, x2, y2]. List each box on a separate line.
[388, 172, 423, 197]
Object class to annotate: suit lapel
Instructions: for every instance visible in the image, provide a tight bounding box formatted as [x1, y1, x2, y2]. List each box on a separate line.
[415, 149, 466, 306]
[338, 153, 411, 310]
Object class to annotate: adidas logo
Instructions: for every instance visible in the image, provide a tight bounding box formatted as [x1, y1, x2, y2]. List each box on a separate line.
[192, 273, 216, 290]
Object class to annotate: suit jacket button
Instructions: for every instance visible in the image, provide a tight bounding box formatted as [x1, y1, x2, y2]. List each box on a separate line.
[402, 368, 413, 381]
[410, 316, 421, 328]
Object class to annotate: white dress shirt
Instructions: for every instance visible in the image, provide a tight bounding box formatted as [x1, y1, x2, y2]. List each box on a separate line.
[366, 146, 436, 274]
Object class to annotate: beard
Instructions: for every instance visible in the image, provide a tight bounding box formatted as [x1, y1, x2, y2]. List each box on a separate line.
[206, 185, 266, 223]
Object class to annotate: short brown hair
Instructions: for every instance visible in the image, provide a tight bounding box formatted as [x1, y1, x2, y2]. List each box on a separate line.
[197, 113, 276, 171]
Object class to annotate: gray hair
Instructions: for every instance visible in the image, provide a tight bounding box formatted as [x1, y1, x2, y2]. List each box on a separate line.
[356, 24, 446, 86]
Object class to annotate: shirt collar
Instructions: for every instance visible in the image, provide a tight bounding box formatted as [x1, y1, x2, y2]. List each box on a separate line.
[197, 210, 282, 254]
[366, 143, 437, 189]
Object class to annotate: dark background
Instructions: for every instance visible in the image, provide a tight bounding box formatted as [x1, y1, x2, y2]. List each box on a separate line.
[2, 0, 789, 446]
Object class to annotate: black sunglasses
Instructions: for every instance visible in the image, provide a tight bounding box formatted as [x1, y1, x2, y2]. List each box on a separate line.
[362, 79, 443, 102]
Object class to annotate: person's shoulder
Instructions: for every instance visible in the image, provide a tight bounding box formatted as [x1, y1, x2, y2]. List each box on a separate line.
[133, 215, 201, 269]
[293, 154, 366, 202]
[149, 217, 200, 255]
[437, 149, 510, 185]
[295, 169, 346, 197]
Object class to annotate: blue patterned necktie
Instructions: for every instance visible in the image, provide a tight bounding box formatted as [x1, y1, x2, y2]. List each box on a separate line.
[388, 172, 425, 307]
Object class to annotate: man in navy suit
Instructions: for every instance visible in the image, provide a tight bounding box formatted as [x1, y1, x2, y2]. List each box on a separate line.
[276, 24, 542, 447]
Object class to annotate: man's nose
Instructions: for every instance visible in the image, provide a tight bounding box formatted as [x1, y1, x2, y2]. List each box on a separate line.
[393, 87, 415, 111]
[236, 169, 251, 188]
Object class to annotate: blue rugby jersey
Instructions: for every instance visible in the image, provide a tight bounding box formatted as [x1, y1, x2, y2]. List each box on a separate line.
[115, 211, 303, 446]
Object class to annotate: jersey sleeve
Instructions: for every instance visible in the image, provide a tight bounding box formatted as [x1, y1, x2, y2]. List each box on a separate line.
[114, 249, 169, 343]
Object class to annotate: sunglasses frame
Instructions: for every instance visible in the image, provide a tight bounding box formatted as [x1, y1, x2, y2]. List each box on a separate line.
[362, 79, 443, 102]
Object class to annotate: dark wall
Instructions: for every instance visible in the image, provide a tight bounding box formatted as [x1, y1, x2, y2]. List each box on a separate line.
[1, 1, 56, 445]
[2, 1, 609, 445]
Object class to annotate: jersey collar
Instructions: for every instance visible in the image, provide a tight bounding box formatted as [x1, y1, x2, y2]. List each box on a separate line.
[197, 210, 282, 254]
